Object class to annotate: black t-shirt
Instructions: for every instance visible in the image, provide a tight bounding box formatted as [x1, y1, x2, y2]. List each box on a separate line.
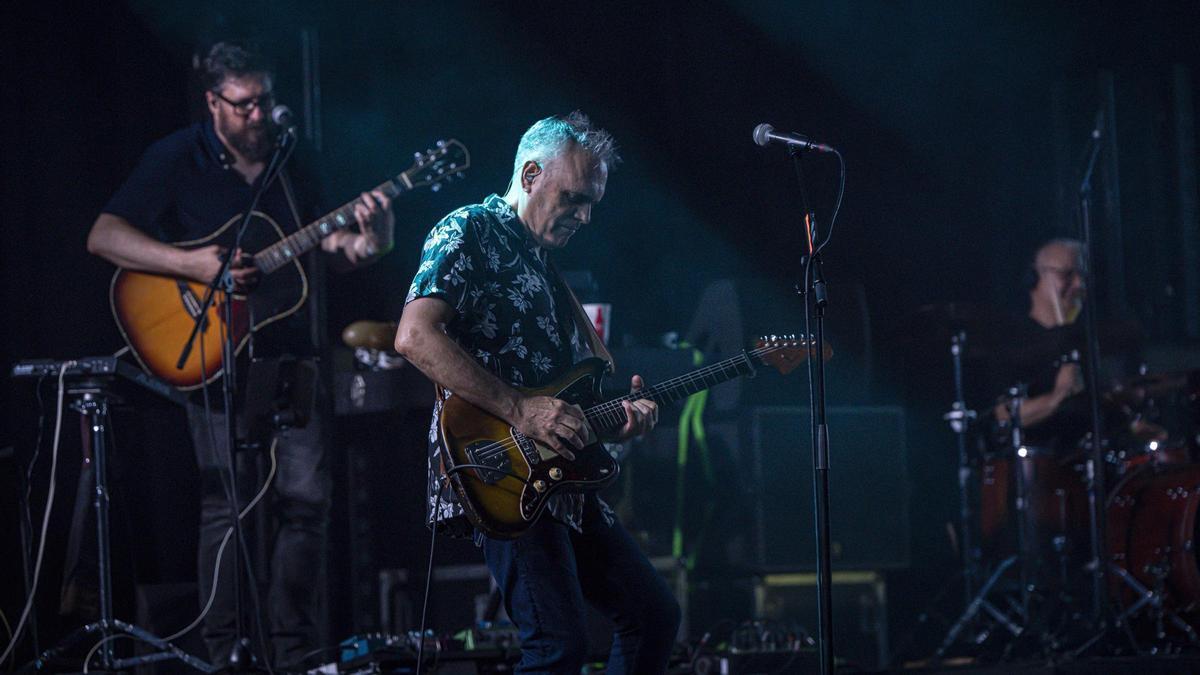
[103, 120, 322, 357]
[985, 314, 1143, 452]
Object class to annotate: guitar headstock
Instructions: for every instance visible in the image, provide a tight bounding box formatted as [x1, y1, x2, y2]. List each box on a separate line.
[754, 334, 833, 375]
[402, 139, 471, 192]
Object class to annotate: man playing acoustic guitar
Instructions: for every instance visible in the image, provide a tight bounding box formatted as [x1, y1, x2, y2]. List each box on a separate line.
[86, 42, 394, 669]
[395, 112, 681, 673]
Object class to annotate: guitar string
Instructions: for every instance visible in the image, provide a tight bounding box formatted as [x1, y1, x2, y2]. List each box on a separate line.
[473, 341, 810, 460]
[463, 348, 753, 458]
[258, 176, 409, 272]
[258, 145, 465, 272]
[463, 350, 761, 467]
[460, 343, 807, 468]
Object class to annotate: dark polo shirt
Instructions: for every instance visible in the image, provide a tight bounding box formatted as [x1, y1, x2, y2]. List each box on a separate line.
[103, 119, 322, 357]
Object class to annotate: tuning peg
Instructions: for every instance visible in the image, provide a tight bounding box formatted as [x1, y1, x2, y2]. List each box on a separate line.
[413, 151, 422, 160]
[431, 183, 442, 192]
[437, 139, 446, 147]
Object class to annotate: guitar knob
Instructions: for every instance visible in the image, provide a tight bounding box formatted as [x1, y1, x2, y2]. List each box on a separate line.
[533, 480, 547, 493]
[549, 467, 563, 481]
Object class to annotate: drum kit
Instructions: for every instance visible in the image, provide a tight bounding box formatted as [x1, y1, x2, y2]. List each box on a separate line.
[913, 303, 1200, 659]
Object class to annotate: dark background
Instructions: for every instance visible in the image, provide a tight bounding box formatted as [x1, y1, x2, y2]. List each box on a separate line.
[4, 0, 1200, 667]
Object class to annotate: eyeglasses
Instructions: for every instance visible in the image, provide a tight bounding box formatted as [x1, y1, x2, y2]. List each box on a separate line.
[212, 89, 275, 117]
[1037, 265, 1082, 283]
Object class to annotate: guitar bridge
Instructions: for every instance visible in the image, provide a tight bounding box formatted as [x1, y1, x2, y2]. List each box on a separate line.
[465, 442, 512, 485]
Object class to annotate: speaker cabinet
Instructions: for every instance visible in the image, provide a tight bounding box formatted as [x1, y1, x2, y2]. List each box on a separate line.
[751, 406, 909, 570]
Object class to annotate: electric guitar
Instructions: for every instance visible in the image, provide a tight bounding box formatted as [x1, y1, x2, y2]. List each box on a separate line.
[109, 140, 470, 389]
[438, 335, 829, 539]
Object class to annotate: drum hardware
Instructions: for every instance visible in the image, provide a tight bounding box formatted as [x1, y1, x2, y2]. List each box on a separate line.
[1006, 386, 1035, 619]
[934, 556, 1024, 660]
[1094, 464, 1200, 651]
[934, 354, 1032, 662]
[1105, 562, 1199, 648]
[942, 332, 979, 597]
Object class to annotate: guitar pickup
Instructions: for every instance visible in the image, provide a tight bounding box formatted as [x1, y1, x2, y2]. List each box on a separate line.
[465, 442, 512, 485]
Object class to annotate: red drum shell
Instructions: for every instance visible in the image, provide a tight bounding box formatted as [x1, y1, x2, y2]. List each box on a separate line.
[1108, 464, 1200, 613]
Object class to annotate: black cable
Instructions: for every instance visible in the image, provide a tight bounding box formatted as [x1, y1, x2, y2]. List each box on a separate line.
[200, 318, 271, 671]
[415, 480, 447, 675]
[812, 149, 846, 256]
[411, 462, 530, 674]
[238, 519, 274, 675]
[16, 374, 50, 659]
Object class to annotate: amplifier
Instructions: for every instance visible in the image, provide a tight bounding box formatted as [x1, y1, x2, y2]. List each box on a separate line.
[751, 405, 910, 570]
[754, 570, 889, 670]
[332, 349, 433, 416]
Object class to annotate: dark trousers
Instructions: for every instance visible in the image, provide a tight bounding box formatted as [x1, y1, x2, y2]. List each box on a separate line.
[187, 398, 330, 669]
[482, 498, 681, 674]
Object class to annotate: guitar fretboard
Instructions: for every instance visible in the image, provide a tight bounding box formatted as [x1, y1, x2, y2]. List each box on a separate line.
[582, 347, 772, 432]
[253, 175, 410, 274]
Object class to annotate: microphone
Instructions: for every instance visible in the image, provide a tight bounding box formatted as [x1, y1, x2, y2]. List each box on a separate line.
[271, 104, 298, 135]
[752, 123, 834, 153]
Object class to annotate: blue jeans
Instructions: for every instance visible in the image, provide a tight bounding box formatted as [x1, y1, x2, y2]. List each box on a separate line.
[482, 497, 681, 674]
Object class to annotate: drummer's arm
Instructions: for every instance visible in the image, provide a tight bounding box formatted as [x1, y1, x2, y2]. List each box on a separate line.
[992, 363, 1083, 428]
[993, 391, 1066, 428]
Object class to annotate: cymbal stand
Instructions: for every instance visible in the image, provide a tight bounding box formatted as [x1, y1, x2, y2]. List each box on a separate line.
[1006, 386, 1034, 619]
[933, 379, 1028, 663]
[942, 331, 978, 600]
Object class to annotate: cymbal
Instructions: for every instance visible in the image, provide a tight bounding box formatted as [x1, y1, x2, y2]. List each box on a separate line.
[1108, 369, 1198, 401]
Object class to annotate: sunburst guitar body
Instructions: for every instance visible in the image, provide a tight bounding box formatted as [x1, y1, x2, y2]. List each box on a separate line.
[438, 335, 828, 539]
[110, 212, 303, 389]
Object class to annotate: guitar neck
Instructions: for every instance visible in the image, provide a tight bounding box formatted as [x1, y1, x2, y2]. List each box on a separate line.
[253, 175, 411, 275]
[583, 348, 768, 433]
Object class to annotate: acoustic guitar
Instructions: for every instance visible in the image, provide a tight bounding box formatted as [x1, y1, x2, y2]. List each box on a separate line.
[110, 140, 469, 389]
[438, 335, 829, 539]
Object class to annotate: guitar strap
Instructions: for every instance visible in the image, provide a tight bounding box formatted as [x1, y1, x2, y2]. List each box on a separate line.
[278, 169, 304, 230]
[548, 259, 614, 372]
[278, 169, 324, 352]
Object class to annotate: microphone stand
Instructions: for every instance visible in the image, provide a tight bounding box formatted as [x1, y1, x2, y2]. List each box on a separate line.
[1069, 109, 1119, 655]
[1078, 110, 1108, 624]
[791, 146, 835, 675]
[175, 124, 297, 671]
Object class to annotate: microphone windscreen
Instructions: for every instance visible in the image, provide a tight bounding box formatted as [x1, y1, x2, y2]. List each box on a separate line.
[752, 123, 774, 147]
[271, 105, 294, 127]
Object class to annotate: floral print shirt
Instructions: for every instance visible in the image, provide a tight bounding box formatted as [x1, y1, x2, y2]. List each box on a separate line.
[406, 194, 592, 534]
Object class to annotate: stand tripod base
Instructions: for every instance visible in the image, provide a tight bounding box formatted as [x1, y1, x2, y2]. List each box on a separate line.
[23, 619, 213, 673]
[935, 556, 1025, 662]
[1071, 563, 1200, 657]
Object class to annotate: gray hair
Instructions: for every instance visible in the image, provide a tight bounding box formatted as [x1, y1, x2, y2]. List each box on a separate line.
[1035, 237, 1083, 266]
[510, 111, 621, 181]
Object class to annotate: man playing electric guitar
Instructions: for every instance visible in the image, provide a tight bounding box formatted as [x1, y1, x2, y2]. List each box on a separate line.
[86, 42, 394, 669]
[395, 112, 680, 674]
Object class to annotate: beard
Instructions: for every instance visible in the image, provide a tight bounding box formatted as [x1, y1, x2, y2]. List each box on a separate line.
[218, 115, 273, 162]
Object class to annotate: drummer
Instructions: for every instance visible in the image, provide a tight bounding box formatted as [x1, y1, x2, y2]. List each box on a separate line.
[989, 238, 1128, 452]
